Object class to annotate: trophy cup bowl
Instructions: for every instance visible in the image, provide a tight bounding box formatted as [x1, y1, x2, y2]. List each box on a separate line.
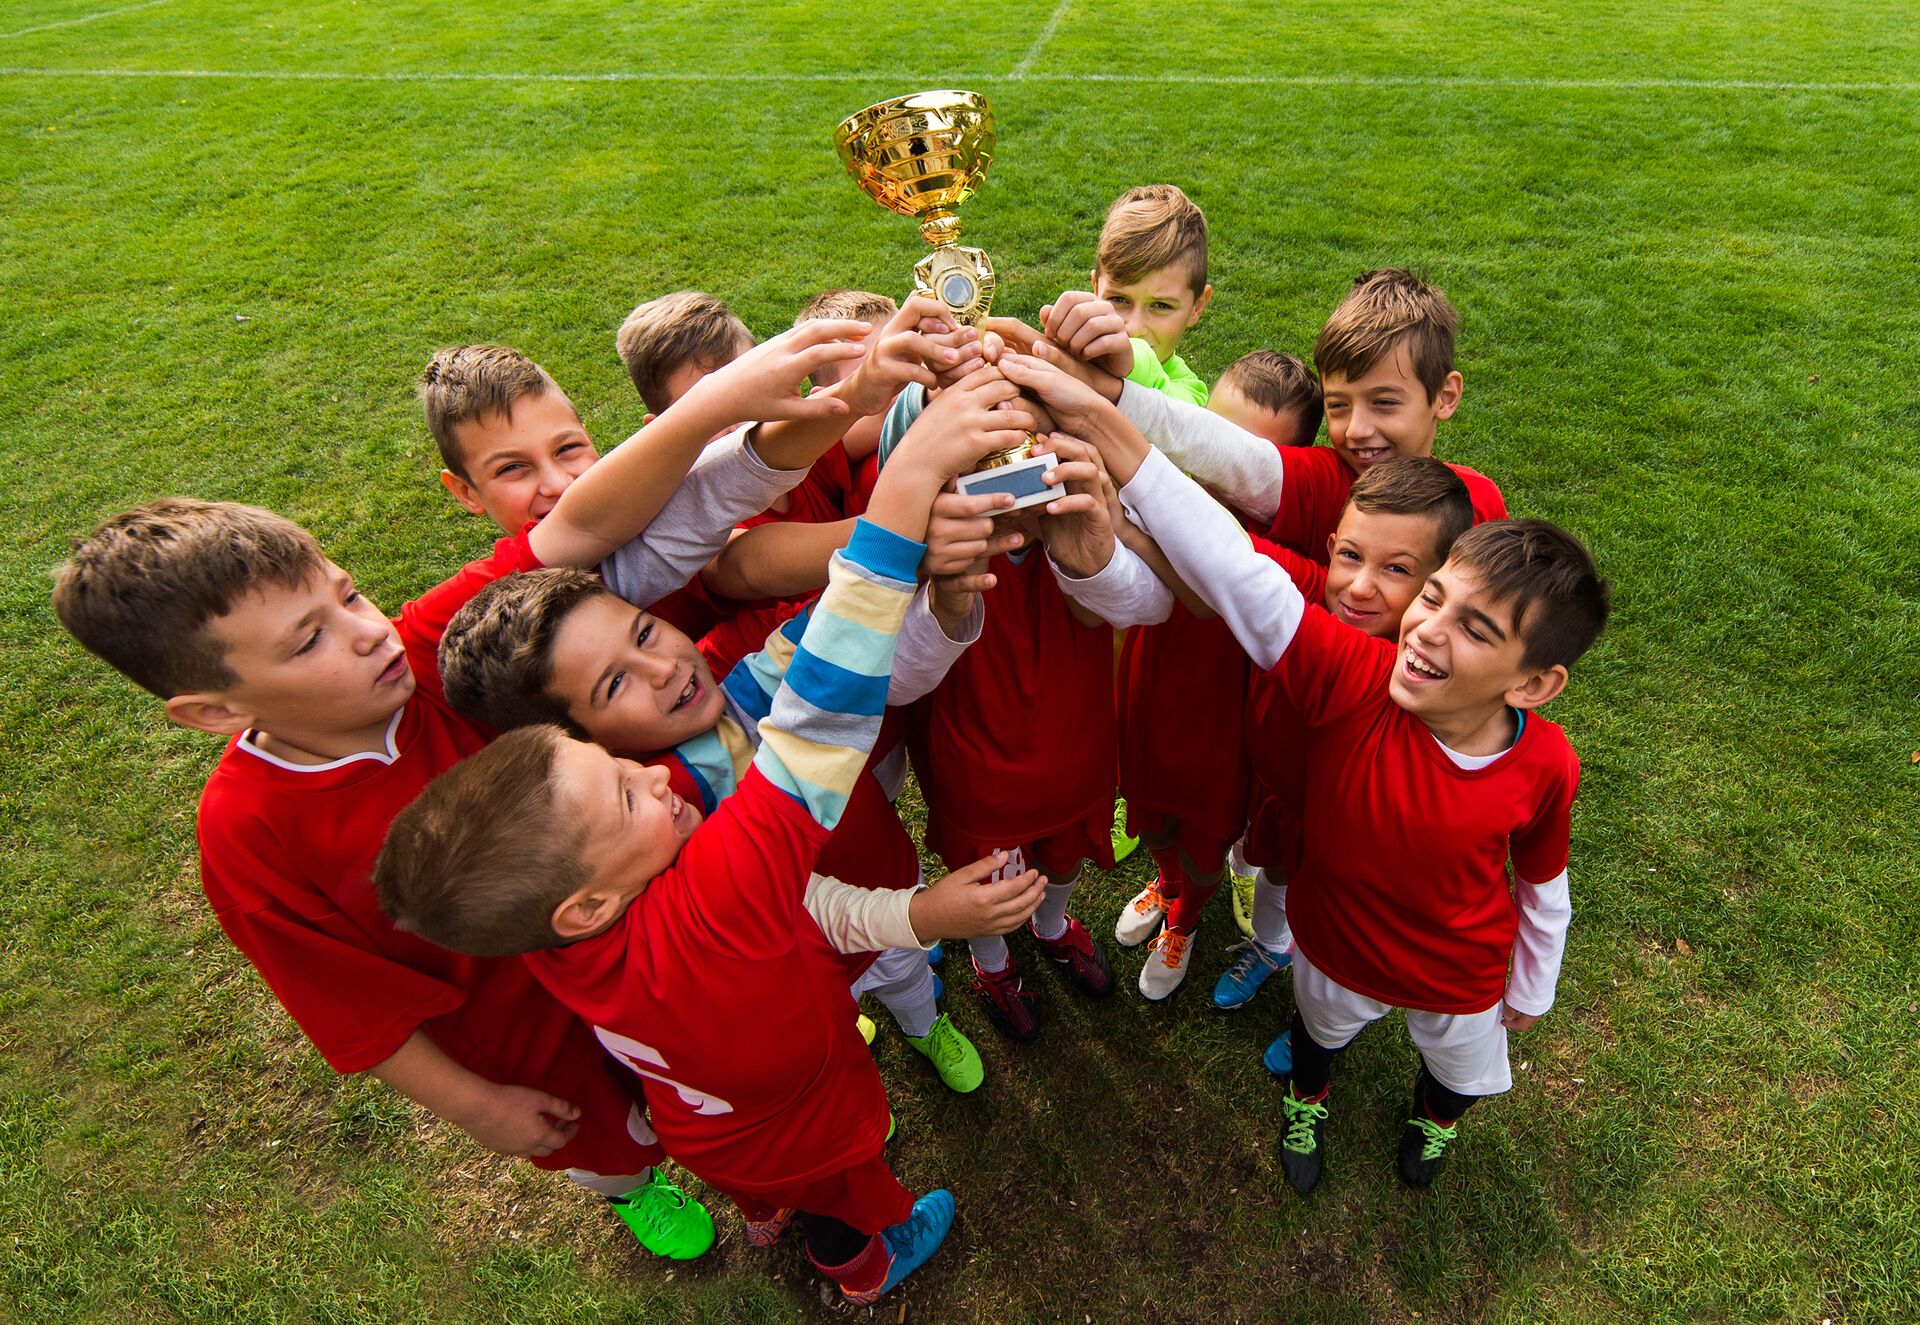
[836, 90, 1059, 512]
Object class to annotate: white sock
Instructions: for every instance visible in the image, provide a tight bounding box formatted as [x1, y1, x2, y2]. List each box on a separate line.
[567, 1167, 655, 1199]
[969, 934, 1010, 972]
[857, 946, 939, 1039]
[1030, 874, 1079, 941]
[1251, 869, 1293, 954]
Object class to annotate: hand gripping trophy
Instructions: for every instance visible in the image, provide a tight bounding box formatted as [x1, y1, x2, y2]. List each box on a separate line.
[835, 90, 1060, 510]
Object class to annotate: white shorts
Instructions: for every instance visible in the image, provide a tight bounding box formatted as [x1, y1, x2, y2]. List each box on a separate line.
[1292, 947, 1513, 1097]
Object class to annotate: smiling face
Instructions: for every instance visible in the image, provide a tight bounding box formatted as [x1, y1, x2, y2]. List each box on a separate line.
[1323, 507, 1448, 639]
[440, 389, 599, 533]
[1320, 344, 1463, 475]
[189, 561, 413, 761]
[1389, 558, 1563, 746]
[545, 593, 725, 754]
[1091, 266, 1212, 366]
[549, 736, 704, 938]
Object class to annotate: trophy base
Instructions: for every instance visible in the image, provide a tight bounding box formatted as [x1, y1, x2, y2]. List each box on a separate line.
[954, 449, 1059, 512]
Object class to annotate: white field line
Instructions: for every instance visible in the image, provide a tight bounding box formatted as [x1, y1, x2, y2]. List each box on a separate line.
[1010, 0, 1072, 80]
[1, 65, 1917, 93]
[0, 0, 171, 42]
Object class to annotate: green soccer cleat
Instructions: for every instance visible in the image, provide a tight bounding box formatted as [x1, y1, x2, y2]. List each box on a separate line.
[857, 1013, 877, 1045]
[1111, 796, 1140, 863]
[905, 1012, 985, 1093]
[1278, 1089, 1329, 1196]
[607, 1169, 715, 1260]
[1229, 868, 1257, 939]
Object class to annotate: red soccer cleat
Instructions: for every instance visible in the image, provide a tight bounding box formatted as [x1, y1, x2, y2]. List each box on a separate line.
[1030, 915, 1115, 997]
[970, 955, 1040, 1041]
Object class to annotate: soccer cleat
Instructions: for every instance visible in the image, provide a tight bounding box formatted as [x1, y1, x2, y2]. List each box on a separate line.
[970, 956, 1040, 1041]
[1229, 868, 1258, 939]
[1111, 796, 1141, 863]
[1279, 1089, 1329, 1195]
[932, 970, 944, 1000]
[744, 1205, 795, 1248]
[927, 941, 944, 966]
[1114, 878, 1167, 947]
[1213, 940, 1291, 1010]
[607, 1170, 715, 1260]
[1397, 1114, 1459, 1189]
[1138, 926, 1194, 1002]
[1031, 915, 1115, 997]
[857, 1013, 877, 1045]
[1262, 1030, 1293, 1078]
[844, 1189, 957, 1305]
[906, 1012, 985, 1093]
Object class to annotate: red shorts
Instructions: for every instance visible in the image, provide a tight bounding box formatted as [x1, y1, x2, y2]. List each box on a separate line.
[1241, 777, 1303, 879]
[925, 801, 1116, 878]
[717, 1152, 914, 1236]
[1124, 804, 1233, 875]
[433, 963, 666, 1178]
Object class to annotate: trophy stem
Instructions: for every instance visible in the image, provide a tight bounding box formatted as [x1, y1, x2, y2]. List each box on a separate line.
[919, 211, 963, 247]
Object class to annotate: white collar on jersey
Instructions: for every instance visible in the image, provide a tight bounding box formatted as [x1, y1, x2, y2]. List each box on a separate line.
[236, 707, 405, 773]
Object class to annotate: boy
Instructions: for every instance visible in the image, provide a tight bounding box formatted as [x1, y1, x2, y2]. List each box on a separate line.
[51, 323, 878, 1260]
[1211, 458, 1473, 1026]
[791, 288, 899, 520]
[1111, 352, 1323, 1000]
[1033, 267, 1504, 546]
[997, 369, 1608, 1194]
[1088, 184, 1213, 408]
[374, 386, 1023, 1302]
[615, 290, 756, 419]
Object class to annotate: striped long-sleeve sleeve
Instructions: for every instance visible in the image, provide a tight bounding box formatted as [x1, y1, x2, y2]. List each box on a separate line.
[749, 518, 923, 830]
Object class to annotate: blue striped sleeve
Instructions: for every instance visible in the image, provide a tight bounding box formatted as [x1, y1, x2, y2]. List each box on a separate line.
[753, 517, 922, 828]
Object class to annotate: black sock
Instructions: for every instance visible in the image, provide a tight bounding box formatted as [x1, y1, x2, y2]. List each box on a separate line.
[1287, 1011, 1344, 1098]
[799, 1211, 869, 1268]
[1414, 1062, 1480, 1124]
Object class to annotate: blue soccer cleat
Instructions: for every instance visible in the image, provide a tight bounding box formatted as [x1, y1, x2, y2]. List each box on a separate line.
[1263, 1029, 1293, 1078]
[1213, 940, 1291, 1010]
[844, 1189, 956, 1304]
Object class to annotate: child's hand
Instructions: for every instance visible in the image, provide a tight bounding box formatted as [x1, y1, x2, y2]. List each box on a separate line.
[685, 319, 874, 425]
[929, 562, 994, 636]
[994, 350, 1116, 431]
[836, 296, 967, 416]
[909, 851, 1047, 940]
[1029, 433, 1117, 578]
[926, 488, 1027, 575]
[1499, 1004, 1542, 1033]
[1039, 291, 1136, 380]
[896, 362, 1038, 481]
[458, 1083, 582, 1159]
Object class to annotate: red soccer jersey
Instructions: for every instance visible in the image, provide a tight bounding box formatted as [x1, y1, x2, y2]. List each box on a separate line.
[740, 441, 854, 528]
[1264, 447, 1509, 561]
[1268, 606, 1579, 1013]
[524, 767, 888, 1194]
[908, 549, 1116, 865]
[1240, 552, 1330, 877]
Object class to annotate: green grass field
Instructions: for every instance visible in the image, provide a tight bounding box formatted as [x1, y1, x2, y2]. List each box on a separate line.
[4, 2, 1918, 1320]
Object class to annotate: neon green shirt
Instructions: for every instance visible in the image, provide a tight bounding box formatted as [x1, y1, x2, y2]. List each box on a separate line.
[1124, 337, 1209, 408]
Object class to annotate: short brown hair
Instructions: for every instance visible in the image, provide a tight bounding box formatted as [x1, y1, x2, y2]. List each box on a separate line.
[438, 569, 609, 735]
[1219, 350, 1324, 445]
[419, 345, 562, 481]
[1344, 457, 1473, 558]
[374, 725, 586, 957]
[615, 291, 754, 413]
[796, 288, 897, 325]
[53, 498, 325, 699]
[1445, 520, 1610, 671]
[1096, 185, 1208, 294]
[1314, 268, 1460, 401]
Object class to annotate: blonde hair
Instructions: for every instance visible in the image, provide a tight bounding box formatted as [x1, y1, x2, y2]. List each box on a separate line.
[53, 498, 325, 698]
[615, 291, 754, 413]
[796, 288, 897, 325]
[1218, 350, 1323, 445]
[1313, 269, 1460, 400]
[373, 725, 589, 957]
[418, 345, 561, 480]
[1096, 184, 1208, 293]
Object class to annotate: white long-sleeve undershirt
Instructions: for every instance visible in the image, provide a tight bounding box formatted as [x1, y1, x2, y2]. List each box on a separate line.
[1115, 381, 1289, 525]
[1046, 539, 1175, 629]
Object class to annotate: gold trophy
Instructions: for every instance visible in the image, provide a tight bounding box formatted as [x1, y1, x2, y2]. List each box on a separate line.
[835, 89, 1059, 510]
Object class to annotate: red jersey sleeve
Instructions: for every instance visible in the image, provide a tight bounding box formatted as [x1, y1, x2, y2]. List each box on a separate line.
[198, 806, 467, 1072]
[649, 766, 833, 960]
[1448, 464, 1509, 523]
[1509, 738, 1580, 884]
[1272, 602, 1397, 727]
[1250, 532, 1329, 606]
[1265, 447, 1357, 563]
[394, 526, 545, 700]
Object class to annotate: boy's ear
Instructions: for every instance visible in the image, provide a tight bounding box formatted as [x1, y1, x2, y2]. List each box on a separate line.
[1326, 531, 1338, 561]
[1506, 662, 1568, 712]
[551, 886, 627, 942]
[1432, 370, 1464, 421]
[1188, 283, 1214, 326]
[439, 468, 489, 518]
[164, 692, 254, 737]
